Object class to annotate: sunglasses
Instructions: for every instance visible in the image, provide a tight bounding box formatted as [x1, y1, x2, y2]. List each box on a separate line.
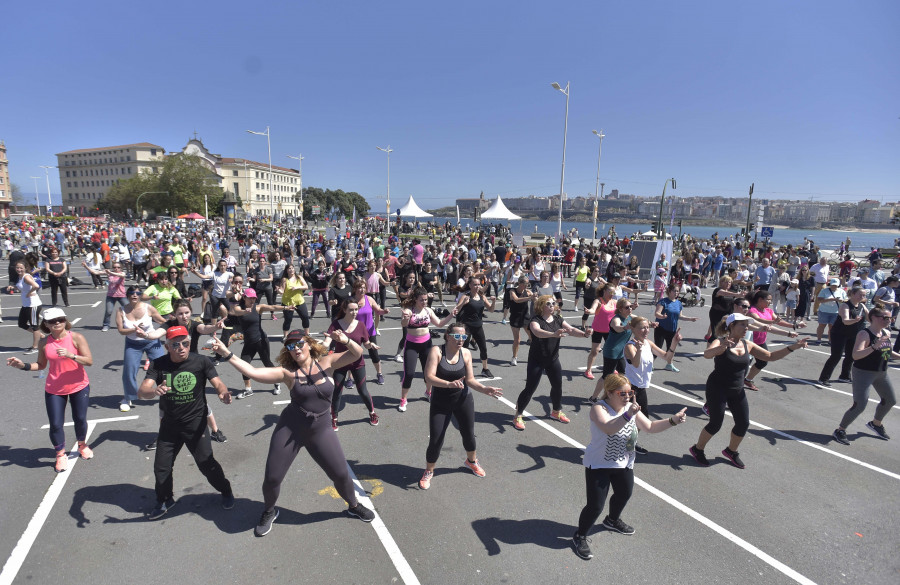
[546, 302, 557, 307]
[128, 291, 141, 297]
[450, 333, 469, 341]
[45, 317, 66, 325]
[616, 391, 635, 398]
[285, 339, 308, 351]
[168, 340, 190, 348]
[737, 304, 750, 309]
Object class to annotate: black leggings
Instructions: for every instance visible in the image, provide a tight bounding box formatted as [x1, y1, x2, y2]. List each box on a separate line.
[464, 324, 488, 361]
[516, 356, 563, 414]
[818, 332, 854, 381]
[262, 404, 357, 512]
[368, 334, 381, 364]
[49, 275, 69, 306]
[154, 417, 231, 503]
[256, 285, 275, 306]
[653, 327, 676, 351]
[576, 466, 635, 536]
[45, 386, 90, 451]
[282, 304, 310, 331]
[240, 339, 275, 382]
[632, 386, 650, 418]
[753, 342, 769, 370]
[426, 389, 476, 463]
[133, 262, 148, 283]
[332, 365, 375, 414]
[704, 385, 750, 438]
[401, 338, 433, 390]
[310, 290, 330, 317]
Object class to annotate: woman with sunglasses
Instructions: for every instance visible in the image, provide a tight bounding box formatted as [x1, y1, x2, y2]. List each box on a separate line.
[231, 288, 292, 399]
[394, 271, 420, 362]
[7, 308, 94, 473]
[831, 307, 897, 445]
[817, 287, 868, 387]
[690, 313, 807, 469]
[705, 276, 746, 341]
[418, 323, 503, 489]
[508, 275, 534, 366]
[167, 267, 190, 304]
[587, 298, 634, 404]
[513, 295, 589, 430]
[116, 285, 169, 411]
[572, 373, 687, 560]
[11, 259, 44, 354]
[583, 285, 617, 380]
[209, 329, 375, 536]
[654, 282, 700, 372]
[743, 289, 806, 391]
[454, 275, 498, 378]
[325, 297, 382, 430]
[142, 271, 182, 320]
[398, 286, 458, 412]
[280, 264, 310, 337]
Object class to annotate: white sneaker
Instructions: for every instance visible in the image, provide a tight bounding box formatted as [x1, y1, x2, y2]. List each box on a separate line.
[510, 357, 517, 366]
[273, 383, 281, 395]
[395, 353, 404, 363]
[119, 402, 132, 412]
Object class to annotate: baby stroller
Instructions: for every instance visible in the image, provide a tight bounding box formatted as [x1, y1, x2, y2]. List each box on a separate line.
[678, 275, 704, 307]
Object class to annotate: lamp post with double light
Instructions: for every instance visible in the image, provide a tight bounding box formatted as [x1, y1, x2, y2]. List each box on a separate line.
[38, 165, 54, 216]
[591, 129, 605, 240]
[30, 176, 41, 215]
[287, 154, 304, 230]
[656, 178, 676, 239]
[376, 145, 392, 233]
[246, 127, 274, 220]
[550, 82, 570, 243]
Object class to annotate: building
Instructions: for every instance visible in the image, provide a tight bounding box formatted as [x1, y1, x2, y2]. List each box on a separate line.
[0, 140, 10, 218]
[56, 142, 166, 215]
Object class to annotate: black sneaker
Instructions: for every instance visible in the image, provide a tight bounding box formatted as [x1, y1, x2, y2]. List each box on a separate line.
[572, 532, 593, 560]
[722, 447, 746, 469]
[602, 516, 635, 535]
[586, 396, 599, 405]
[480, 369, 494, 379]
[145, 439, 157, 451]
[701, 403, 709, 416]
[210, 430, 228, 443]
[255, 508, 279, 537]
[817, 379, 832, 387]
[634, 444, 649, 455]
[222, 492, 235, 510]
[689, 445, 709, 466]
[832, 428, 850, 445]
[149, 497, 176, 520]
[347, 503, 375, 523]
[866, 421, 891, 440]
[836, 377, 852, 384]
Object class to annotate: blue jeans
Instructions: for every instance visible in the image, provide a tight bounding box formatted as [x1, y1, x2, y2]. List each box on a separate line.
[103, 296, 128, 328]
[122, 337, 165, 402]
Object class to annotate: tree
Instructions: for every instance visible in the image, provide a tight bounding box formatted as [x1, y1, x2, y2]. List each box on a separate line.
[10, 182, 28, 209]
[301, 186, 370, 220]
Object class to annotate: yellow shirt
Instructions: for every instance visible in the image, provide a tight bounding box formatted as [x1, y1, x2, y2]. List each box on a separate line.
[281, 276, 306, 306]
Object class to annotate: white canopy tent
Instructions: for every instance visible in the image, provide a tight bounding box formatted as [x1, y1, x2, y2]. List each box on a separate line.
[480, 196, 522, 221]
[397, 195, 433, 218]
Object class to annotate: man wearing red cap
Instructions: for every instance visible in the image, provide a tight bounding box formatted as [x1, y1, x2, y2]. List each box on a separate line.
[138, 325, 234, 520]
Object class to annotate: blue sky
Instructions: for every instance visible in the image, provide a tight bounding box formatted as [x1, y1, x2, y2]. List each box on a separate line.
[3, 1, 898, 210]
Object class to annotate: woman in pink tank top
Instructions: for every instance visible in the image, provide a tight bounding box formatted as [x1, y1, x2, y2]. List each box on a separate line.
[6, 307, 94, 473]
[583, 284, 617, 380]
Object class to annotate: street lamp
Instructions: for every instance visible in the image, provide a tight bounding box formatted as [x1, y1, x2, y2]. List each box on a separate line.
[246, 127, 274, 220]
[30, 176, 41, 215]
[550, 82, 570, 243]
[286, 154, 304, 230]
[745, 183, 755, 246]
[591, 129, 605, 240]
[656, 178, 676, 238]
[136, 191, 169, 219]
[376, 145, 392, 232]
[39, 165, 54, 216]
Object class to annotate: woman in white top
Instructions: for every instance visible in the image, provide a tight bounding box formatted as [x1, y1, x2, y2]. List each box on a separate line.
[572, 372, 686, 560]
[12, 258, 44, 353]
[211, 258, 234, 320]
[115, 285, 168, 411]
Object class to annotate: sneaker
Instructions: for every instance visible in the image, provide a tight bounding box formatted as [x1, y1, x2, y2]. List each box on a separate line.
[236, 388, 254, 399]
[664, 363, 680, 372]
[54, 450, 68, 473]
[369, 412, 379, 426]
[572, 532, 593, 560]
[583, 371, 595, 380]
[513, 416, 525, 431]
[419, 469, 433, 490]
[347, 503, 375, 523]
[142, 359, 150, 371]
[77, 443, 94, 460]
[743, 379, 760, 392]
[149, 497, 177, 520]
[464, 458, 486, 477]
[866, 421, 891, 440]
[587, 396, 599, 405]
[376, 374, 385, 385]
[145, 439, 157, 451]
[395, 353, 404, 363]
[221, 492, 235, 510]
[634, 444, 649, 455]
[24, 347, 38, 355]
[119, 401, 132, 412]
[332, 416, 339, 432]
[210, 430, 228, 443]
[101, 325, 109, 332]
[832, 428, 850, 445]
[602, 516, 635, 535]
[397, 399, 407, 412]
[689, 445, 709, 466]
[501, 318, 508, 325]
[722, 447, 746, 469]
[817, 379, 832, 387]
[273, 383, 281, 395]
[425, 388, 432, 402]
[510, 357, 517, 366]
[480, 369, 494, 379]
[549, 410, 571, 424]
[345, 378, 354, 389]
[837, 377, 852, 384]
[255, 508, 279, 537]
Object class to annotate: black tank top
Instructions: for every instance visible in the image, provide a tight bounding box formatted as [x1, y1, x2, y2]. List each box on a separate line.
[854, 329, 890, 372]
[458, 295, 486, 328]
[832, 301, 865, 338]
[289, 362, 334, 418]
[706, 339, 751, 394]
[240, 305, 264, 344]
[711, 287, 734, 313]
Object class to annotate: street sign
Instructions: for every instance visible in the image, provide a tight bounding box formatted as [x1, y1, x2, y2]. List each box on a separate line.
[761, 226, 774, 238]
[312, 205, 321, 216]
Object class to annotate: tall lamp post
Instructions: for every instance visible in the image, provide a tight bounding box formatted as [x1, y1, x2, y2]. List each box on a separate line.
[376, 145, 392, 233]
[551, 82, 570, 243]
[655, 178, 676, 238]
[591, 129, 605, 240]
[246, 127, 274, 220]
[30, 176, 41, 215]
[39, 165, 54, 216]
[287, 154, 304, 230]
[744, 183, 754, 246]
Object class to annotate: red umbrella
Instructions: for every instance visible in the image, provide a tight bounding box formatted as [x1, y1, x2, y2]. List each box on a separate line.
[177, 213, 205, 220]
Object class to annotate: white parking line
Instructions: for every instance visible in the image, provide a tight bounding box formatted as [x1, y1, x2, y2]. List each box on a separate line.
[495, 396, 818, 585]
[40, 415, 138, 429]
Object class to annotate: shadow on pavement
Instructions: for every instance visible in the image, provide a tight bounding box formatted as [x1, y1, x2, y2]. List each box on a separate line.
[89, 428, 158, 451]
[747, 426, 870, 447]
[471, 516, 574, 556]
[345, 459, 426, 492]
[0, 444, 55, 469]
[513, 443, 583, 473]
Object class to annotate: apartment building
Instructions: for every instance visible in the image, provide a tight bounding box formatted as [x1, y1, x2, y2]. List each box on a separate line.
[0, 140, 10, 218]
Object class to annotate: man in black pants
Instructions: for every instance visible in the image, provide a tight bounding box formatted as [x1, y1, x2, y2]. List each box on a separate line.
[138, 325, 235, 520]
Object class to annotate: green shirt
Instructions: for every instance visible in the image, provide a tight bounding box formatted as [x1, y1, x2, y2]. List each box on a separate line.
[144, 284, 182, 316]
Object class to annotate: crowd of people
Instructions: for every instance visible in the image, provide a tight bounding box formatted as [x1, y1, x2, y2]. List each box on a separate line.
[3, 215, 897, 560]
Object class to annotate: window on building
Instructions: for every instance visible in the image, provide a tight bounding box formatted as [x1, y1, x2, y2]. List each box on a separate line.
[150, 149, 157, 156]
[233, 170, 238, 176]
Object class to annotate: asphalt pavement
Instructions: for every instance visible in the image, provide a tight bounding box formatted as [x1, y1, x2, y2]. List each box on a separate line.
[0, 264, 897, 585]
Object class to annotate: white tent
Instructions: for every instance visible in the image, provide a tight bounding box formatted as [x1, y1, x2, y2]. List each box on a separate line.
[397, 195, 433, 217]
[480, 196, 522, 221]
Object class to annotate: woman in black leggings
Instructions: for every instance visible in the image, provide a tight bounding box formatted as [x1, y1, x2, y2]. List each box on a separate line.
[326, 298, 380, 430]
[513, 295, 589, 431]
[398, 286, 457, 412]
[689, 313, 806, 469]
[817, 287, 867, 386]
[231, 288, 292, 399]
[210, 330, 374, 537]
[454, 276, 498, 378]
[419, 323, 503, 490]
